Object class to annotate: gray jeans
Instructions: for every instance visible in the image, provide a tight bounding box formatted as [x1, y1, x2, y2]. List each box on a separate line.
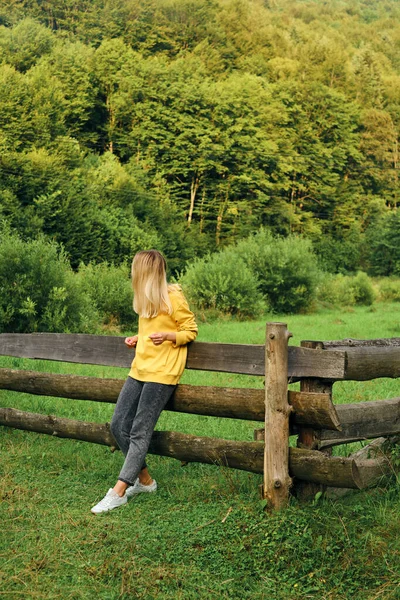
[110, 376, 176, 486]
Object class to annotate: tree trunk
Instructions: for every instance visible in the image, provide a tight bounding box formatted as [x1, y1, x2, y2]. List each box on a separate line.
[188, 176, 200, 226]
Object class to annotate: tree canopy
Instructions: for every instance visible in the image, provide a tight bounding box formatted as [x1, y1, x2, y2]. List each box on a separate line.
[0, 0, 399, 274]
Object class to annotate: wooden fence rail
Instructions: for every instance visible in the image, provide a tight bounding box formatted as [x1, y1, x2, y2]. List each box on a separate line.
[0, 329, 399, 510]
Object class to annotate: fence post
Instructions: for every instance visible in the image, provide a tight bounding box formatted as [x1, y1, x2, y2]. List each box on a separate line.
[263, 322, 292, 509]
[294, 340, 333, 500]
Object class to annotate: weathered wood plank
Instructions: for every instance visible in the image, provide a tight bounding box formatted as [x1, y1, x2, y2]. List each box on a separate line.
[2, 333, 398, 380]
[288, 346, 346, 380]
[0, 333, 346, 379]
[187, 342, 264, 375]
[320, 339, 400, 380]
[0, 333, 264, 375]
[322, 338, 400, 348]
[0, 333, 132, 367]
[0, 407, 363, 487]
[319, 398, 400, 448]
[288, 390, 341, 431]
[343, 347, 400, 380]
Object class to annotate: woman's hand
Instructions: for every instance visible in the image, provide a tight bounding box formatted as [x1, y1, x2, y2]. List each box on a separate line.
[149, 332, 176, 346]
[124, 335, 138, 348]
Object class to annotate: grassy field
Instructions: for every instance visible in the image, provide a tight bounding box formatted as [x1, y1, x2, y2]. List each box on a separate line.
[1, 303, 400, 599]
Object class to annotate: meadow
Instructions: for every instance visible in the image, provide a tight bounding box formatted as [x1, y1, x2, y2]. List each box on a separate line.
[1, 303, 400, 600]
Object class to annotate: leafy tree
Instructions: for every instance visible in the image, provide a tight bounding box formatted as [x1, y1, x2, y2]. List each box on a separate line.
[365, 211, 400, 276]
[0, 18, 54, 72]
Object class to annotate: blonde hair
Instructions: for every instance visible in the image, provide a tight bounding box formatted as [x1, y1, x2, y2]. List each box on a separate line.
[131, 250, 173, 318]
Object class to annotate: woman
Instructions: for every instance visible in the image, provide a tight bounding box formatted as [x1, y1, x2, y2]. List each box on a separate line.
[91, 250, 198, 514]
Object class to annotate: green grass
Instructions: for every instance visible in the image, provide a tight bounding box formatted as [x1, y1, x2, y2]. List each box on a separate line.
[1, 304, 400, 599]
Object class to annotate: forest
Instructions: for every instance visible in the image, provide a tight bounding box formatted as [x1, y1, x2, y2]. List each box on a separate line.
[0, 0, 399, 270]
[1, 0, 400, 332]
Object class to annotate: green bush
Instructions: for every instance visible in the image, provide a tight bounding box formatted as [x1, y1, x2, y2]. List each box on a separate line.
[317, 274, 356, 306]
[180, 251, 265, 318]
[77, 262, 136, 328]
[350, 271, 376, 305]
[317, 272, 375, 307]
[377, 278, 400, 302]
[0, 234, 98, 333]
[233, 230, 321, 314]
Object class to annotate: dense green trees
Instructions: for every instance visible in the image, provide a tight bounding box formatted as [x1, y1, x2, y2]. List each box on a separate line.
[0, 0, 399, 276]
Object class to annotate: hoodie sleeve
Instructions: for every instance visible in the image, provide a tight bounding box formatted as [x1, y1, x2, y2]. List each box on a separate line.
[172, 293, 198, 347]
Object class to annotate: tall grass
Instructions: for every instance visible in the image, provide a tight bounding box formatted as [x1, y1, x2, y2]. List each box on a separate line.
[1, 304, 400, 599]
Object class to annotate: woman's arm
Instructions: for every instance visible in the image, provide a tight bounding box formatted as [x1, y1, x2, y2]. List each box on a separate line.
[149, 295, 198, 347]
[149, 332, 176, 346]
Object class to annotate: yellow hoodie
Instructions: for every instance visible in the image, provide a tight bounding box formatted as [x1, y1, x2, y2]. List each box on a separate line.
[129, 287, 198, 385]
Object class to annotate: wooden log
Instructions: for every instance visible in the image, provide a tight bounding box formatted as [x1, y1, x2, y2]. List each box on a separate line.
[322, 338, 400, 348]
[0, 406, 115, 446]
[326, 436, 399, 498]
[320, 338, 400, 380]
[0, 407, 362, 487]
[148, 430, 264, 473]
[289, 448, 362, 489]
[294, 341, 334, 500]
[0, 368, 343, 428]
[288, 390, 341, 431]
[319, 398, 400, 449]
[263, 323, 292, 509]
[0, 368, 265, 421]
[0, 333, 346, 379]
[172, 385, 265, 421]
[0, 368, 123, 403]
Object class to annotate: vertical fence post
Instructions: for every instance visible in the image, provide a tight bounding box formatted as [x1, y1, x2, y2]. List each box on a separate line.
[294, 340, 333, 500]
[263, 322, 292, 510]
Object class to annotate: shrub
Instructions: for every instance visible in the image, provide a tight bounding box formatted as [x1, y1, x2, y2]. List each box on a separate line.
[233, 229, 321, 314]
[77, 262, 136, 328]
[0, 234, 98, 333]
[350, 271, 376, 305]
[317, 274, 356, 306]
[317, 272, 375, 307]
[377, 278, 400, 303]
[180, 251, 266, 318]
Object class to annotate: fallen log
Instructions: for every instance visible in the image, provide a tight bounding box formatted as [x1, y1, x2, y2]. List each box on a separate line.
[0, 407, 361, 488]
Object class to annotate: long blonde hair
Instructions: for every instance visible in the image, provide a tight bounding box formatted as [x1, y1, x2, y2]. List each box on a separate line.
[131, 250, 173, 318]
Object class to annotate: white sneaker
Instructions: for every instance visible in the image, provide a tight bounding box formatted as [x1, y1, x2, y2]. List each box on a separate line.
[126, 479, 157, 498]
[91, 488, 127, 514]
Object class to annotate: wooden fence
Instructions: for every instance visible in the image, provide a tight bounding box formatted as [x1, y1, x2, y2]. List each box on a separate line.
[0, 325, 399, 510]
